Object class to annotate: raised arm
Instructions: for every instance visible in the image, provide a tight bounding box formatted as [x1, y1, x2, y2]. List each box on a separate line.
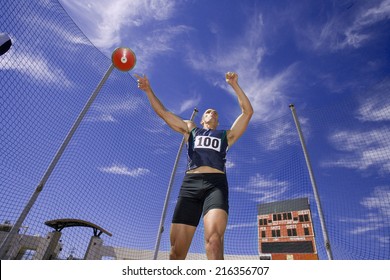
[225, 72, 254, 147]
[135, 74, 195, 137]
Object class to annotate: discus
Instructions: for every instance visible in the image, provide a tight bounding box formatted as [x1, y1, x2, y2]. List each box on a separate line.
[111, 47, 136, 72]
[0, 33, 12, 56]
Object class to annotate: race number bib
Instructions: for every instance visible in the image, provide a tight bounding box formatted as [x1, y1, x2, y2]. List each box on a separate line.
[194, 135, 221, 152]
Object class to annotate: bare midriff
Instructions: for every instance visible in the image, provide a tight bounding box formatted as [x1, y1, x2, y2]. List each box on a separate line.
[186, 166, 225, 174]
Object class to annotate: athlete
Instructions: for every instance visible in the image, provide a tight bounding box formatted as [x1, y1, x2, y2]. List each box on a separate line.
[135, 72, 253, 260]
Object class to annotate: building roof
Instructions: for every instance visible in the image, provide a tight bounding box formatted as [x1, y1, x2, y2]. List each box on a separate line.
[258, 197, 310, 214]
[45, 218, 112, 237]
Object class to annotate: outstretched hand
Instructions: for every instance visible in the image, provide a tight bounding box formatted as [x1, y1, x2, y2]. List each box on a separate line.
[135, 74, 151, 92]
[225, 72, 238, 85]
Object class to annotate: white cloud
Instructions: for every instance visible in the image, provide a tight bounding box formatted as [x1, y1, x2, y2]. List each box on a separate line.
[356, 79, 390, 122]
[11, 1, 94, 62]
[302, 0, 390, 51]
[226, 222, 257, 230]
[1, 7, 92, 84]
[87, 98, 143, 122]
[22, 2, 92, 48]
[361, 186, 390, 216]
[342, 0, 390, 48]
[358, 100, 390, 122]
[59, 0, 185, 72]
[231, 173, 289, 202]
[225, 160, 235, 169]
[323, 127, 390, 174]
[261, 121, 296, 151]
[60, 0, 149, 49]
[185, 12, 295, 122]
[99, 114, 116, 123]
[133, 25, 193, 73]
[340, 186, 390, 246]
[248, 174, 289, 188]
[60, 1, 296, 125]
[1, 49, 73, 87]
[177, 94, 201, 115]
[322, 78, 389, 174]
[256, 112, 310, 151]
[99, 164, 150, 177]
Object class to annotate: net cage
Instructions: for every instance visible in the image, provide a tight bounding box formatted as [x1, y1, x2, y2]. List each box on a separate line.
[0, 0, 389, 260]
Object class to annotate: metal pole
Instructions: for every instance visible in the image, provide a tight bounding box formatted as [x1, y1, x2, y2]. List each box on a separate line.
[0, 64, 115, 259]
[289, 104, 333, 260]
[153, 108, 198, 260]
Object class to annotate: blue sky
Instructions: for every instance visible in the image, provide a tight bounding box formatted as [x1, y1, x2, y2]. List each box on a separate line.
[1, 0, 389, 260]
[58, 0, 390, 259]
[57, 0, 390, 119]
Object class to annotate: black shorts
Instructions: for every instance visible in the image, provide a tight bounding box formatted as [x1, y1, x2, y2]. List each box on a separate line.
[172, 173, 229, 227]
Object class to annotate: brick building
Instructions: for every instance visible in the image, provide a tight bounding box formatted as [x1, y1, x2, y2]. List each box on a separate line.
[258, 197, 318, 260]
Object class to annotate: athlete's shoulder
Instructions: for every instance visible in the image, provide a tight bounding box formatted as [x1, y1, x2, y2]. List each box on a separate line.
[184, 120, 197, 132]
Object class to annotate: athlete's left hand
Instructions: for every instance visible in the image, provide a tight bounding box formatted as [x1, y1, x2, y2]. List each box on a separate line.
[225, 72, 238, 85]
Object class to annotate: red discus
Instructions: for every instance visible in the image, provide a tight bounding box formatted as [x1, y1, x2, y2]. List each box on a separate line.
[111, 47, 136, 72]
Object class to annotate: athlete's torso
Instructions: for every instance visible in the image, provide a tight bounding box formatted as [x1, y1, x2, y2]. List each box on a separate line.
[186, 127, 228, 173]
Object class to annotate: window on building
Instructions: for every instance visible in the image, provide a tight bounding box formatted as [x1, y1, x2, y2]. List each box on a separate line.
[262, 231, 266, 238]
[272, 230, 281, 237]
[259, 218, 268, 226]
[273, 214, 285, 221]
[282, 212, 292, 220]
[287, 228, 298, 236]
[298, 214, 310, 222]
[304, 227, 310, 236]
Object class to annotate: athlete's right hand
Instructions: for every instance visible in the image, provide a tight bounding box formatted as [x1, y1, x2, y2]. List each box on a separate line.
[135, 74, 151, 92]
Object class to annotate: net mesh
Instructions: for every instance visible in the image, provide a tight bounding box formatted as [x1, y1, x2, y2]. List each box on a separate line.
[1, 0, 389, 260]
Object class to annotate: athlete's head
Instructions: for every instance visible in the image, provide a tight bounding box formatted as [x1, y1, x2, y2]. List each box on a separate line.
[201, 108, 219, 129]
